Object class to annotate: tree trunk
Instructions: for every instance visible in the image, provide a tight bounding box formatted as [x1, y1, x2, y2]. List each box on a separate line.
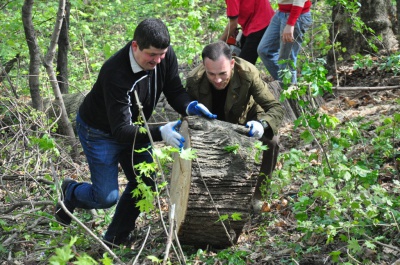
[42, 0, 78, 158]
[328, 0, 398, 64]
[22, 0, 43, 111]
[56, 0, 71, 94]
[170, 116, 259, 248]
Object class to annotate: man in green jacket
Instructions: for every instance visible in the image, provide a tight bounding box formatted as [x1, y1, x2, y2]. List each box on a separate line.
[186, 41, 284, 211]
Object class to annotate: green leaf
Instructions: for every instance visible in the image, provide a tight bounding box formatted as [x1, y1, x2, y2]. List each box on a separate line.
[348, 238, 362, 254]
[216, 214, 229, 223]
[300, 130, 314, 143]
[180, 148, 197, 160]
[224, 144, 240, 154]
[134, 161, 156, 176]
[394, 113, 400, 122]
[100, 253, 113, 265]
[364, 240, 376, 250]
[231, 212, 242, 221]
[329, 251, 341, 262]
[351, 164, 371, 178]
[147, 255, 162, 263]
[136, 197, 154, 213]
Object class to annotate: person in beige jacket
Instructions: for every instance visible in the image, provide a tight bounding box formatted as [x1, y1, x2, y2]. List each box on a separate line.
[186, 41, 284, 212]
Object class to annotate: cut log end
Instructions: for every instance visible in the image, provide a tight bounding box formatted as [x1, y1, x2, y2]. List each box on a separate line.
[170, 116, 259, 248]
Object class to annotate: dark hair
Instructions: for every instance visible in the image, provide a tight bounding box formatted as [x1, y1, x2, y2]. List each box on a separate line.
[201, 41, 232, 61]
[133, 18, 170, 50]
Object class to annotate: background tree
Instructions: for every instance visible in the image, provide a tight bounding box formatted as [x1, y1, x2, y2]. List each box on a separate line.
[327, 0, 398, 64]
[22, 0, 43, 110]
[56, 0, 71, 94]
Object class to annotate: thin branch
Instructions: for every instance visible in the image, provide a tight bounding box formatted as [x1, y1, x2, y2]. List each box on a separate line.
[333, 85, 400, 90]
[130, 226, 152, 265]
[163, 204, 175, 265]
[1, 200, 54, 214]
[0, 60, 18, 98]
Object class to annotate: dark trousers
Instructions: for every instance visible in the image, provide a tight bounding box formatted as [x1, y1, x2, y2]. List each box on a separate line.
[253, 135, 280, 199]
[72, 113, 155, 244]
[239, 27, 268, 65]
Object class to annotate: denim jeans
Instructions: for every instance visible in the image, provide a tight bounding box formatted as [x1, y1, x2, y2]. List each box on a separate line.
[66, 113, 154, 243]
[257, 11, 312, 84]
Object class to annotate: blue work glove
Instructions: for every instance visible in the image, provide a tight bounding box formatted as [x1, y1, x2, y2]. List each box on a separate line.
[160, 120, 185, 148]
[246, 120, 264, 139]
[186, 101, 217, 119]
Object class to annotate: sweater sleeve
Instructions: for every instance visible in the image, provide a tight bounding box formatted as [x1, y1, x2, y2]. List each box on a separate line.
[279, 0, 310, 26]
[162, 46, 192, 116]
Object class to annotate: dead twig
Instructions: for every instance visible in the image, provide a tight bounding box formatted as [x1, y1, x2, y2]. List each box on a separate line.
[1, 200, 54, 214]
[333, 85, 400, 91]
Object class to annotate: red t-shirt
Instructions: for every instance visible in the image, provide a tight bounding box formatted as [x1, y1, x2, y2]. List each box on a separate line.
[226, 0, 275, 37]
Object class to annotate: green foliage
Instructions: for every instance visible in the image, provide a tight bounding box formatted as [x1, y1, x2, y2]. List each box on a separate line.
[29, 133, 60, 156]
[189, 248, 250, 265]
[271, 104, 399, 263]
[253, 140, 268, 163]
[49, 236, 112, 265]
[49, 236, 77, 264]
[180, 148, 197, 160]
[216, 212, 242, 223]
[224, 143, 240, 154]
[353, 53, 400, 76]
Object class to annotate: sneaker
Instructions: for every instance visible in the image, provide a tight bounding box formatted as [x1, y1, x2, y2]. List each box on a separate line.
[55, 178, 77, 226]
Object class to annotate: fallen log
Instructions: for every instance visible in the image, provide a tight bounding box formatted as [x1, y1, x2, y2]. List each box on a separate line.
[170, 116, 259, 248]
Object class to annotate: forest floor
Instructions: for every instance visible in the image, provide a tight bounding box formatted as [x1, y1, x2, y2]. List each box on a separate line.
[1, 62, 399, 265]
[102, 64, 399, 264]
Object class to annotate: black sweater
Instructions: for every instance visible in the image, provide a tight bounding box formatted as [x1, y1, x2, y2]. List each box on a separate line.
[79, 41, 191, 143]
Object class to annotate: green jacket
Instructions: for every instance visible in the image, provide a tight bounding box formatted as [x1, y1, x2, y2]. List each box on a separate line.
[186, 57, 284, 136]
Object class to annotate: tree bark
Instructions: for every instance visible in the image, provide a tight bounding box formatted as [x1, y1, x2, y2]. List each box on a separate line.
[22, 0, 43, 111]
[42, 0, 78, 158]
[56, 0, 71, 94]
[328, 0, 398, 64]
[170, 116, 259, 248]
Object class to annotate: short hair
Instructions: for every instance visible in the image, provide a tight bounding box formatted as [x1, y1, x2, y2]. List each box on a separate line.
[201, 41, 232, 61]
[133, 18, 170, 50]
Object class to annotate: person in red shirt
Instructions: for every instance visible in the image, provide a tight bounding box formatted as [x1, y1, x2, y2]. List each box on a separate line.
[257, 0, 312, 84]
[220, 0, 275, 65]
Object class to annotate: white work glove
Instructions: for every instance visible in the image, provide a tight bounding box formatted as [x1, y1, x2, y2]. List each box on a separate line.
[186, 101, 217, 119]
[246, 120, 264, 139]
[160, 120, 185, 148]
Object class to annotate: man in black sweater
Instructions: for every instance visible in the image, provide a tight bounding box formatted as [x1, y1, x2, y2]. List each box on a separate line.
[55, 18, 215, 246]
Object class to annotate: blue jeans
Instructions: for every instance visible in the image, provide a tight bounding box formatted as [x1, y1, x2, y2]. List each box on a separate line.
[65, 113, 154, 243]
[257, 11, 312, 84]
